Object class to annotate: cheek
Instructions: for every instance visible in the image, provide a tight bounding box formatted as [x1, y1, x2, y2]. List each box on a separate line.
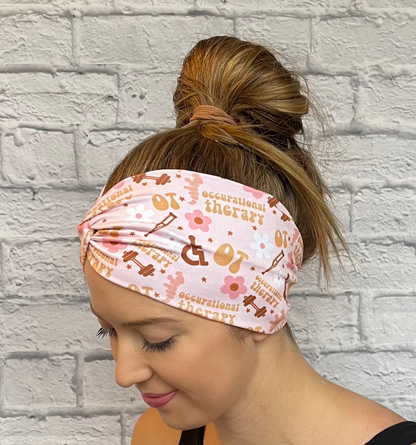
[170, 337, 245, 393]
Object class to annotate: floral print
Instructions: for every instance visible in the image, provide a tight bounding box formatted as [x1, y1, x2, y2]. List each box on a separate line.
[125, 203, 154, 222]
[250, 233, 274, 259]
[185, 209, 212, 232]
[243, 185, 264, 199]
[220, 276, 248, 300]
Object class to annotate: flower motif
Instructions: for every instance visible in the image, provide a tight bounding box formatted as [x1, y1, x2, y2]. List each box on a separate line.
[220, 276, 247, 300]
[159, 231, 179, 249]
[273, 269, 286, 291]
[125, 203, 154, 222]
[185, 209, 212, 232]
[102, 239, 128, 253]
[99, 227, 128, 253]
[243, 185, 264, 199]
[250, 233, 274, 259]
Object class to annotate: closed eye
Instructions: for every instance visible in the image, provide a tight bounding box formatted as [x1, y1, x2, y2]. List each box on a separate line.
[96, 327, 176, 353]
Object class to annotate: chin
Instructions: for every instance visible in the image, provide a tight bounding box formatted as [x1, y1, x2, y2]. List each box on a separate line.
[160, 412, 207, 431]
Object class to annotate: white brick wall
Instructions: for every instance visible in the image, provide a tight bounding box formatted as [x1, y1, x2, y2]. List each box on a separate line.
[0, 1, 415, 444]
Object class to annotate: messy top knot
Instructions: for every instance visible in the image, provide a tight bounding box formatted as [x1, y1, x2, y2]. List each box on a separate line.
[104, 35, 349, 299]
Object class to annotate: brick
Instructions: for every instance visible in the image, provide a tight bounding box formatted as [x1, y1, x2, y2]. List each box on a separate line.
[0, 416, 121, 445]
[328, 189, 351, 236]
[365, 75, 416, 123]
[291, 255, 320, 293]
[377, 397, 416, 422]
[321, 242, 363, 293]
[0, 73, 118, 123]
[353, 188, 416, 236]
[373, 296, 416, 345]
[311, 351, 416, 398]
[118, 72, 177, 124]
[235, 17, 310, 70]
[84, 360, 144, 407]
[318, 135, 416, 185]
[0, 0, 112, 4]
[84, 130, 146, 182]
[0, 15, 71, 64]
[367, 0, 416, 7]
[0, 302, 108, 352]
[306, 75, 354, 127]
[118, 0, 193, 12]
[344, 242, 416, 291]
[288, 294, 360, 349]
[0, 188, 98, 236]
[124, 412, 143, 442]
[311, 17, 416, 70]
[196, 0, 351, 14]
[80, 16, 233, 67]
[4, 356, 76, 407]
[330, 242, 416, 293]
[4, 240, 87, 297]
[2, 130, 76, 184]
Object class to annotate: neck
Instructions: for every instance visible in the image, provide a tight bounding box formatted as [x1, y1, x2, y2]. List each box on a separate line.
[212, 331, 339, 445]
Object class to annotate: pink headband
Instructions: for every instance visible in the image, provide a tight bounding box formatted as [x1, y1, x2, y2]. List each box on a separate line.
[77, 169, 303, 334]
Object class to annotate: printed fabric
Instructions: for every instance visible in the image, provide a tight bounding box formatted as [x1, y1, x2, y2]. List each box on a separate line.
[77, 169, 303, 334]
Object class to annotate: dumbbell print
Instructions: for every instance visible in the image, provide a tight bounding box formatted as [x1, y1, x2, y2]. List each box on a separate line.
[122, 250, 155, 277]
[132, 172, 171, 185]
[243, 295, 267, 318]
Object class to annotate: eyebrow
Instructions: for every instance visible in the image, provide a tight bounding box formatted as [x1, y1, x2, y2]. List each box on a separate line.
[89, 303, 184, 327]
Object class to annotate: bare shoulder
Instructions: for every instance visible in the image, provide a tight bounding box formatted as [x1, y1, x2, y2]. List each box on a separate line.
[131, 408, 181, 445]
[343, 394, 409, 445]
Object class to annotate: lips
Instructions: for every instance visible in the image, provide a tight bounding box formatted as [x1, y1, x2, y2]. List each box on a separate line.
[142, 390, 177, 408]
[143, 391, 174, 397]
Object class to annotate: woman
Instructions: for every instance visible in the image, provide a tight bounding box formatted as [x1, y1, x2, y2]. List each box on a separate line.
[78, 36, 416, 445]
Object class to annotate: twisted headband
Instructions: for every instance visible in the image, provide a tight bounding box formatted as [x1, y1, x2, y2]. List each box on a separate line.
[78, 168, 303, 334]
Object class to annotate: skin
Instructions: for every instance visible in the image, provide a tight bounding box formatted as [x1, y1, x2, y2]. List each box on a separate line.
[85, 259, 407, 445]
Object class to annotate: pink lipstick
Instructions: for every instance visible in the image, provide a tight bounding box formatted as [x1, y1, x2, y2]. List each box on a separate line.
[142, 390, 177, 408]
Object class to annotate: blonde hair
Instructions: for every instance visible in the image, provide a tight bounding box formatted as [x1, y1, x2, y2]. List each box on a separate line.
[103, 36, 350, 344]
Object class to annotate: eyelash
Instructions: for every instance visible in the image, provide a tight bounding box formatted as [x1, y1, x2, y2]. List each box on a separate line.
[96, 327, 175, 353]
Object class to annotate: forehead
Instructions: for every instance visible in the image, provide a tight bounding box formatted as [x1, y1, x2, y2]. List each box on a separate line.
[84, 259, 173, 314]
[83, 258, 203, 331]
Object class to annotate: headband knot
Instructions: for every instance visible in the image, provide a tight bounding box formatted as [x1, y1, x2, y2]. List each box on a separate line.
[184, 105, 237, 127]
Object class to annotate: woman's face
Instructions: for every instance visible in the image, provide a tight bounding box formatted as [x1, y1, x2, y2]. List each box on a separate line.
[84, 259, 259, 430]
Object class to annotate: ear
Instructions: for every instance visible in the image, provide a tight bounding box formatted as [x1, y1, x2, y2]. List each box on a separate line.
[251, 331, 269, 342]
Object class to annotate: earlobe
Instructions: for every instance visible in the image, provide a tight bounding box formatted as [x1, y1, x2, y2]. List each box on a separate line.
[251, 331, 269, 342]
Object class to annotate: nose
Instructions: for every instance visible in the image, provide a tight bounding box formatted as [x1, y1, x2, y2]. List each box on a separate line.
[114, 336, 153, 388]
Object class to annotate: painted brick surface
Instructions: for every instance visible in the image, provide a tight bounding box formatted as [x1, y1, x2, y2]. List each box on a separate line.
[312, 351, 416, 397]
[365, 74, 416, 123]
[2, 130, 76, 185]
[80, 16, 234, 67]
[118, 73, 178, 124]
[236, 16, 310, 70]
[0, 15, 71, 64]
[84, 130, 144, 182]
[83, 359, 143, 407]
[0, 73, 118, 123]
[311, 17, 416, 70]
[0, 188, 99, 236]
[0, 1, 415, 444]
[0, 416, 121, 445]
[4, 240, 85, 297]
[4, 356, 77, 407]
[0, 302, 107, 352]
